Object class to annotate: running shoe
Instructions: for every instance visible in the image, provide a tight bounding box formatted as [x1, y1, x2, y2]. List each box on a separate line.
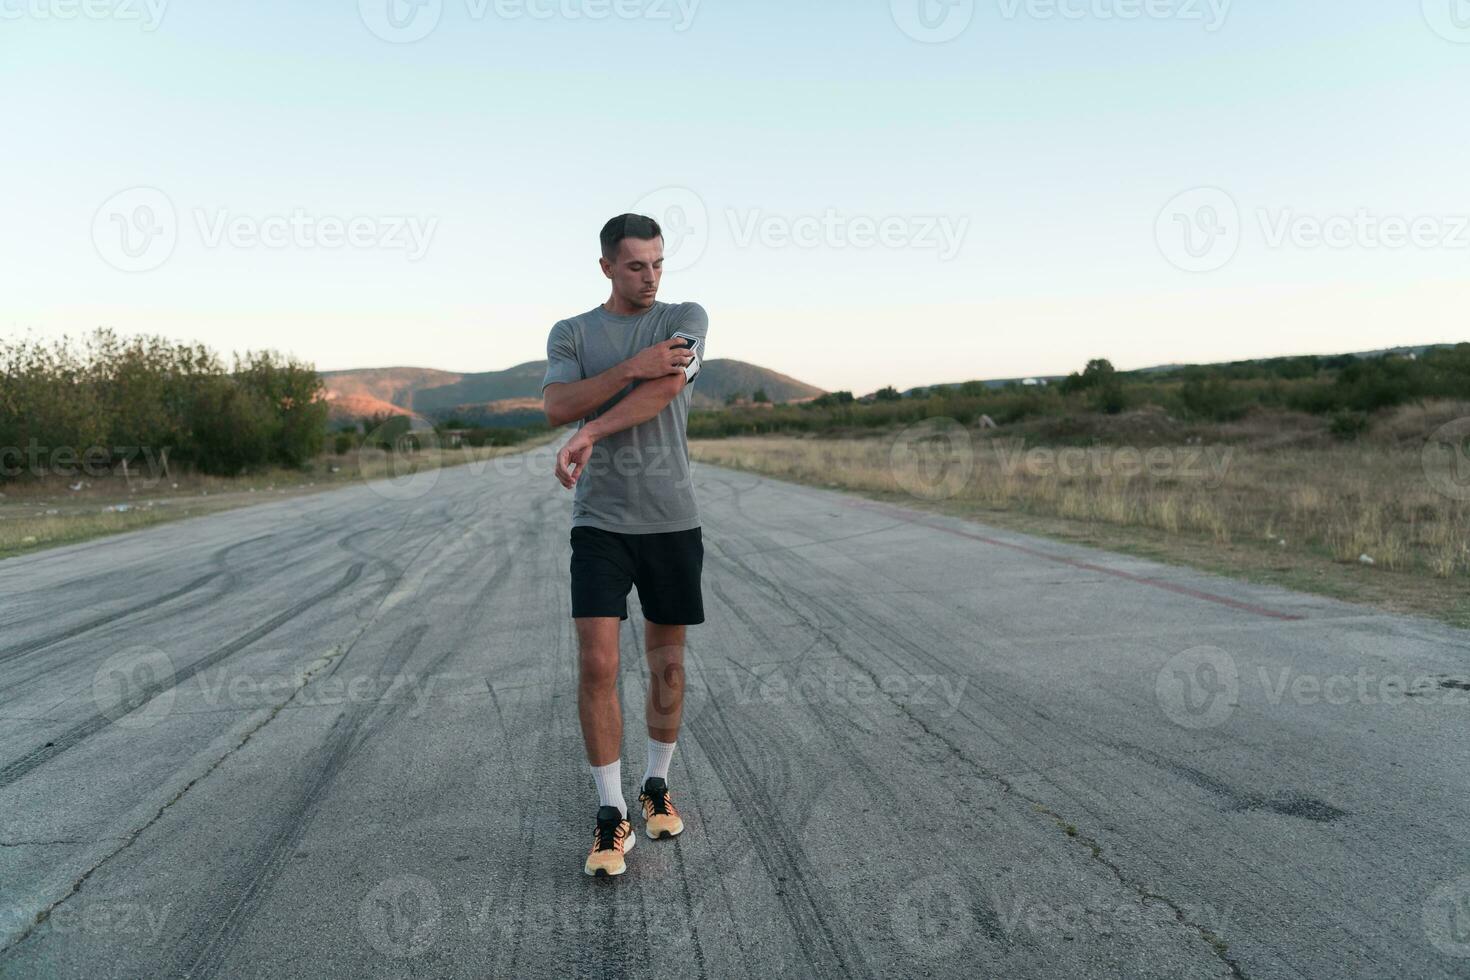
[584, 804, 636, 877]
[638, 776, 685, 839]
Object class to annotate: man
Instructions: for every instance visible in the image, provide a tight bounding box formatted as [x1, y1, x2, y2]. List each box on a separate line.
[541, 213, 709, 878]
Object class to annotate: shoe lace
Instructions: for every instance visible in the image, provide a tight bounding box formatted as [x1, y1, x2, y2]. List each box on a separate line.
[594, 816, 624, 852]
[642, 783, 673, 816]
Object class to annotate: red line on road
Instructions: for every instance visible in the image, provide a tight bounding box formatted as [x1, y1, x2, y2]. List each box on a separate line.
[841, 498, 1306, 622]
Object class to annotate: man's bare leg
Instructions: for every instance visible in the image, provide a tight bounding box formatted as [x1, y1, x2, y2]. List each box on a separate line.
[644, 621, 686, 743]
[576, 615, 636, 875]
[639, 620, 688, 838]
[576, 616, 623, 766]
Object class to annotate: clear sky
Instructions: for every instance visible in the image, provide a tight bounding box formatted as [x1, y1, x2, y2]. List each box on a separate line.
[3, 0, 1467, 394]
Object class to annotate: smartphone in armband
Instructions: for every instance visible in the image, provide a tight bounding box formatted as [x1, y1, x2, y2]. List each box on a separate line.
[671, 331, 702, 382]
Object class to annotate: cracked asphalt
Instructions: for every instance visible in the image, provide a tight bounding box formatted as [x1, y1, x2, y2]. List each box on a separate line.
[2, 434, 1468, 978]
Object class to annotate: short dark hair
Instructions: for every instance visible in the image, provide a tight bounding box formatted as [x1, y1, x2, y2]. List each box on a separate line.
[600, 213, 662, 262]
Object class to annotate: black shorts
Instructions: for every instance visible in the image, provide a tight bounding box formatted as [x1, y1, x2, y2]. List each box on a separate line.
[569, 525, 705, 625]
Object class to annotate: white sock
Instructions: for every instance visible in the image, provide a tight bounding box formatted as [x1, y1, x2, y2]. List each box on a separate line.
[591, 759, 626, 818]
[645, 738, 676, 783]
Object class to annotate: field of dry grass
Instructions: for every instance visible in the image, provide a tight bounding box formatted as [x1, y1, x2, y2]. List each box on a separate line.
[0, 431, 561, 560]
[690, 400, 1470, 628]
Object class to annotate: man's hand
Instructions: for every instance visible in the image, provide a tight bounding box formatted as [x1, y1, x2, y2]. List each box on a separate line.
[625, 338, 696, 382]
[555, 427, 597, 489]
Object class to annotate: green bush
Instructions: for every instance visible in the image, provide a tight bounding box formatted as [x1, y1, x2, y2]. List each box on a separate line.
[1329, 410, 1370, 441]
[0, 328, 332, 481]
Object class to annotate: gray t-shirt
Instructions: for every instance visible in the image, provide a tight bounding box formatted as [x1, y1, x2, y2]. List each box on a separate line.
[541, 300, 709, 535]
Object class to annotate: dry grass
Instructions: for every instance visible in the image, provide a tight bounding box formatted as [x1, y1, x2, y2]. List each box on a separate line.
[690, 405, 1470, 626]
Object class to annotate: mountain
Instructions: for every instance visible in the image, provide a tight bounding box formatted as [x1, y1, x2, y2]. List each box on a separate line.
[319, 358, 826, 427]
[1126, 343, 1461, 376]
[889, 342, 1464, 398]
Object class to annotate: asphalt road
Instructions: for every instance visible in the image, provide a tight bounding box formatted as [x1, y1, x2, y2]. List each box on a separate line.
[2, 435, 1468, 979]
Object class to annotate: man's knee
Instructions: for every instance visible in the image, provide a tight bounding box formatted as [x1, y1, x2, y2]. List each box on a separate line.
[578, 643, 620, 689]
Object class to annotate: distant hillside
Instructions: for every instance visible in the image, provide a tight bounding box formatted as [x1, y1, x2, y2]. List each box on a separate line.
[320, 358, 825, 426]
[892, 342, 1463, 398]
[318, 367, 463, 408]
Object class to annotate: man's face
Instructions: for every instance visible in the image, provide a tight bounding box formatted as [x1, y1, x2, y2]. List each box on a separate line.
[602, 236, 663, 309]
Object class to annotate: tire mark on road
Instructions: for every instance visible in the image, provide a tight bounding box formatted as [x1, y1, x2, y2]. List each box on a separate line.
[0, 570, 224, 665]
[0, 530, 292, 666]
[0, 526, 350, 710]
[182, 619, 432, 979]
[0, 562, 364, 790]
[687, 695, 877, 980]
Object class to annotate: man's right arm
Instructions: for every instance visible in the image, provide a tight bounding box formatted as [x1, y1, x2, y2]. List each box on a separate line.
[543, 363, 638, 428]
[541, 320, 694, 427]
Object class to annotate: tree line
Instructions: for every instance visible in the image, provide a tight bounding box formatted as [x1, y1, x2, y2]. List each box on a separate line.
[1, 328, 327, 481]
[687, 345, 1470, 439]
